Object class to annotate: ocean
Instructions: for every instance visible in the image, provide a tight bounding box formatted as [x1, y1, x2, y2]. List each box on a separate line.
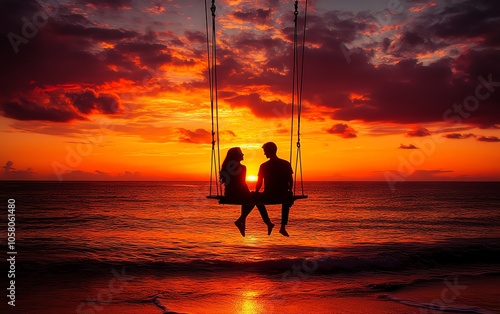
[1, 181, 499, 313]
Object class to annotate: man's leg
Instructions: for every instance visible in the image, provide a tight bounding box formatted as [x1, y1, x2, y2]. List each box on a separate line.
[279, 204, 290, 237]
[256, 204, 271, 224]
[256, 204, 275, 235]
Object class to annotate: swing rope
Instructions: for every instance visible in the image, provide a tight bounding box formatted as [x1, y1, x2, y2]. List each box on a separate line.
[291, 0, 308, 196]
[206, 0, 221, 196]
[206, 1, 308, 200]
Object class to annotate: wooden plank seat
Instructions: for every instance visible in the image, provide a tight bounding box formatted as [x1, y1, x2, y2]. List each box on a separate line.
[206, 194, 308, 205]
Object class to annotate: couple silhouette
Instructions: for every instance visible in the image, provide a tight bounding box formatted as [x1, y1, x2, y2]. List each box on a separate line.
[220, 142, 293, 237]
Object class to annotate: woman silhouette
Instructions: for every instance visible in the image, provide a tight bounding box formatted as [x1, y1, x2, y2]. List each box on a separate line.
[220, 147, 274, 237]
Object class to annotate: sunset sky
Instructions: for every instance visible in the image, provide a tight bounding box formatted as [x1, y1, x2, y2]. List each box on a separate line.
[1, 0, 499, 181]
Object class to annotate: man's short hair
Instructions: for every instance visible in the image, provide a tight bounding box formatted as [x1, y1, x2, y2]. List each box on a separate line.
[262, 142, 277, 154]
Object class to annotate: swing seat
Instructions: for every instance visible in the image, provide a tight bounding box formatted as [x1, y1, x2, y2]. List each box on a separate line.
[206, 193, 307, 205]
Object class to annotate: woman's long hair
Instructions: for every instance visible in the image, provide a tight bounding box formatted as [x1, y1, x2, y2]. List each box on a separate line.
[220, 147, 242, 185]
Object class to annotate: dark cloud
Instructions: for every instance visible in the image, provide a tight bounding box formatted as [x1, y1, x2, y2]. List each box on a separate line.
[406, 126, 431, 137]
[443, 133, 475, 139]
[234, 33, 285, 59]
[477, 136, 500, 142]
[0, 89, 123, 122]
[401, 31, 425, 47]
[1, 98, 83, 122]
[3, 161, 14, 171]
[331, 58, 462, 124]
[428, 0, 500, 48]
[275, 0, 499, 126]
[1, 160, 35, 179]
[2, 0, 500, 128]
[76, 0, 132, 9]
[406, 169, 454, 180]
[478, 124, 500, 129]
[113, 42, 173, 68]
[51, 23, 138, 41]
[178, 128, 211, 144]
[49, 9, 138, 39]
[224, 93, 289, 118]
[326, 123, 357, 138]
[215, 6, 474, 125]
[0, 0, 179, 123]
[233, 9, 272, 25]
[399, 144, 418, 149]
[185, 30, 205, 44]
[69, 89, 122, 115]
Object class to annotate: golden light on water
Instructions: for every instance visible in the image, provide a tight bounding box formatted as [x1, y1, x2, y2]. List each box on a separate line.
[238, 290, 262, 314]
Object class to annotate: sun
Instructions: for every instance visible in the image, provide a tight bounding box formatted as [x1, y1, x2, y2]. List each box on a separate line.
[246, 175, 258, 182]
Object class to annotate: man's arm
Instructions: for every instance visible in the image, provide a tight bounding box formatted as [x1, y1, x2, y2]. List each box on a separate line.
[255, 165, 264, 192]
[255, 175, 263, 192]
[287, 162, 293, 191]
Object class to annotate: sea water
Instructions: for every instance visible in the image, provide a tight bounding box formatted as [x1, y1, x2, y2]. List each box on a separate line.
[1, 181, 499, 313]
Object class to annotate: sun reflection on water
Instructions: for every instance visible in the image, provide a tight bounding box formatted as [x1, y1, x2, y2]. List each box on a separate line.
[238, 290, 262, 314]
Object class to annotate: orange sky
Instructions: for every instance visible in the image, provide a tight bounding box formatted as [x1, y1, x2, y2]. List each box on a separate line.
[1, 0, 499, 181]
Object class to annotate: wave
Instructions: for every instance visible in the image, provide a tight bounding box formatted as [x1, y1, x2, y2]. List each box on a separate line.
[19, 238, 500, 276]
[380, 295, 498, 314]
[152, 295, 186, 314]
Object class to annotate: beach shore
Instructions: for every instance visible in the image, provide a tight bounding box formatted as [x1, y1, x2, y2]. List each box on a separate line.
[13, 270, 499, 313]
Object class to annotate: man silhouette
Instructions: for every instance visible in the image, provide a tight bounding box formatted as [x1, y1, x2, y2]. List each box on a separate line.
[255, 142, 293, 237]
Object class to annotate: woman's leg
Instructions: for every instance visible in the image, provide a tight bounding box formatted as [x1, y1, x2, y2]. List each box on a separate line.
[237, 204, 254, 221]
[235, 205, 254, 237]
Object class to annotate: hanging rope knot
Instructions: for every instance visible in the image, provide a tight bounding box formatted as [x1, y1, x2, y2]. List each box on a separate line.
[294, 1, 299, 16]
[296, 142, 301, 148]
[211, 1, 216, 17]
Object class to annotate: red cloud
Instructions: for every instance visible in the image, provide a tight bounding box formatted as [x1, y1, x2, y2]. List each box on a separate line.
[443, 133, 475, 139]
[178, 128, 211, 144]
[406, 127, 431, 137]
[232, 9, 272, 25]
[477, 136, 500, 142]
[326, 123, 357, 139]
[224, 93, 289, 118]
[69, 89, 122, 115]
[399, 144, 418, 149]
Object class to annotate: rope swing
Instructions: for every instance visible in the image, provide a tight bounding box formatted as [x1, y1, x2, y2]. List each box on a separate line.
[291, 0, 308, 198]
[206, 0, 308, 203]
[206, 0, 221, 197]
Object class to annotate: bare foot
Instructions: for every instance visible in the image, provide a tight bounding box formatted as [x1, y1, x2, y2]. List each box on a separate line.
[279, 227, 289, 237]
[234, 220, 245, 237]
[267, 223, 275, 236]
